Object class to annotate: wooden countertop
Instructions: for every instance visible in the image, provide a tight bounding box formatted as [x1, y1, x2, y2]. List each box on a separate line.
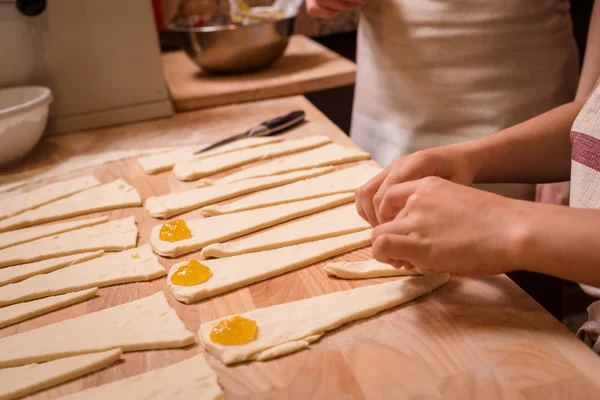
[162, 35, 356, 112]
[3, 96, 600, 399]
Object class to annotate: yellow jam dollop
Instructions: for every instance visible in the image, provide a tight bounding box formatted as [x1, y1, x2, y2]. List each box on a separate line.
[170, 260, 212, 286]
[210, 316, 258, 345]
[130, 252, 140, 259]
[159, 219, 192, 242]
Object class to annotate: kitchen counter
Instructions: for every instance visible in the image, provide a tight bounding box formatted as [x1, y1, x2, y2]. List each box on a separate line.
[3, 96, 600, 399]
[162, 35, 356, 112]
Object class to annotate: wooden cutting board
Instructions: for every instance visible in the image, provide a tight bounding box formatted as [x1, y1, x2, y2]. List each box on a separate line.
[2, 96, 600, 399]
[162, 35, 356, 111]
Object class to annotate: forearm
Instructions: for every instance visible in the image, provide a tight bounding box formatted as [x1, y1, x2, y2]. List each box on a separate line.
[508, 202, 600, 287]
[455, 101, 582, 184]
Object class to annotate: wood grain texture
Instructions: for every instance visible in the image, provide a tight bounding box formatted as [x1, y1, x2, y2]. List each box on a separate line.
[162, 35, 356, 112]
[1, 96, 599, 399]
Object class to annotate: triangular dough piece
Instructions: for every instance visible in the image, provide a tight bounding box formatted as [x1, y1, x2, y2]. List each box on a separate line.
[168, 230, 372, 304]
[201, 164, 382, 215]
[200, 273, 450, 365]
[218, 143, 371, 184]
[0, 217, 138, 268]
[173, 135, 331, 181]
[0, 176, 100, 221]
[145, 167, 332, 219]
[0, 216, 109, 250]
[0, 252, 104, 286]
[150, 193, 354, 258]
[0, 179, 142, 232]
[323, 259, 425, 279]
[0, 288, 98, 329]
[138, 136, 283, 174]
[0, 291, 195, 368]
[202, 205, 370, 258]
[59, 354, 223, 400]
[0, 349, 122, 400]
[0, 245, 165, 306]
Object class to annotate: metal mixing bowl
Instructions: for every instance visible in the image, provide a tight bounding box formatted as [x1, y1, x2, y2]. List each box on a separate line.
[168, 15, 295, 74]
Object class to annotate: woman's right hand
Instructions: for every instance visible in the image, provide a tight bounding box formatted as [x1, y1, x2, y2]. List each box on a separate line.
[305, 0, 365, 18]
[355, 146, 476, 227]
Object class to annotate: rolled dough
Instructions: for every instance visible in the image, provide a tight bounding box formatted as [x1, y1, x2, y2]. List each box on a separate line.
[202, 204, 370, 258]
[0, 349, 122, 400]
[59, 354, 223, 400]
[137, 136, 282, 174]
[173, 135, 332, 181]
[0, 217, 138, 268]
[0, 288, 98, 329]
[201, 164, 382, 215]
[0, 176, 100, 221]
[323, 259, 425, 279]
[0, 252, 104, 286]
[0, 291, 195, 368]
[150, 193, 354, 258]
[0, 245, 165, 306]
[0, 216, 109, 250]
[168, 230, 372, 304]
[0, 179, 142, 232]
[218, 143, 371, 184]
[200, 273, 450, 364]
[145, 167, 332, 219]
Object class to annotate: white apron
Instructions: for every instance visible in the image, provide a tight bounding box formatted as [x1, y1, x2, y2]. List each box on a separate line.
[351, 0, 579, 198]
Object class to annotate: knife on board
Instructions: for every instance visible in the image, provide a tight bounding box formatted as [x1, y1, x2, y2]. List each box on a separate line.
[194, 110, 306, 155]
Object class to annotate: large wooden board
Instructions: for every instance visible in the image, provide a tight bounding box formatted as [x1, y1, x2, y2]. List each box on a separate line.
[1, 96, 600, 399]
[162, 35, 356, 112]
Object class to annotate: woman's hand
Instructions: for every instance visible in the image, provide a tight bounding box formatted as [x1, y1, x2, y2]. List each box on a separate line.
[355, 147, 475, 227]
[370, 177, 524, 276]
[306, 0, 365, 18]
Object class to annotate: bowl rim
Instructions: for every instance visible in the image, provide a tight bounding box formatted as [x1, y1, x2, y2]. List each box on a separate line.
[0, 86, 53, 119]
[167, 14, 295, 33]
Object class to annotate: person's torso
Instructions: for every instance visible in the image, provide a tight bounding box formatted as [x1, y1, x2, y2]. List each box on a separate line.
[351, 0, 579, 166]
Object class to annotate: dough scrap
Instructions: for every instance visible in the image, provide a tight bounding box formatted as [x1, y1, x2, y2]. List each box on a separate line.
[0, 216, 109, 250]
[200, 273, 450, 365]
[218, 143, 371, 184]
[0, 245, 165, 306]
[0, 291, 195, 368]
[0, 176, 100, 221]
[0, 179, 142, 232]
[0, 147, 176, 193]
[0, 217, 138, 268]
[173, 135, 331, 181]
[201, 164, 382, 215]
[59, 354, 223, 400]
[145, 167, 332, 219]
[202, 204, 370, 258]
[168, 230, 372, 304]
[323, 259, 425, 279]
[150, 193, 354, 258]
[0, 252, 104, 286]
[137, 136, 282, 174]
[0, 349, 122, 400]
[0, 288, 98, 329]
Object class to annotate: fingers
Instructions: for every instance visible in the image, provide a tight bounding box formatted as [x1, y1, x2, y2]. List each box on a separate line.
[355, 167, 389, 226]
[376, 182, 419, 224]
[371, 219, 419, 266]
[373, 158, 423, 224]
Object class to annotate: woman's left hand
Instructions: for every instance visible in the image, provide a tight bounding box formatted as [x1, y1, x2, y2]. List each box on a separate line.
[371, 177, 525, 276]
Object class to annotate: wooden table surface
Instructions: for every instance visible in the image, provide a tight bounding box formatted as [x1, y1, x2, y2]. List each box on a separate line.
[162, 35, 356, 112]
[2, 96, 600, 399]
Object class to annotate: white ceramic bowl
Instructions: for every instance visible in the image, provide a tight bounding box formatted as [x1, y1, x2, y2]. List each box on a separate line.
[0, 86, 52, 167]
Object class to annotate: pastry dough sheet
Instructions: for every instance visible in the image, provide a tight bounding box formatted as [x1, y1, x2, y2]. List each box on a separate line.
[323, 259, 425, 279]
[0, 292, 195, 368]
[200, 273, 450, 365]
[168, 230, 372, 304]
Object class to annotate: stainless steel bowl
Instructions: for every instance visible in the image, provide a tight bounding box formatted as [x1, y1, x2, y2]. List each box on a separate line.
[168, 15, 295, 74]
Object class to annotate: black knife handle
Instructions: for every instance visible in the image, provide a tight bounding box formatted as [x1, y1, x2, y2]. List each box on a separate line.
[257, 110, 306, 136]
